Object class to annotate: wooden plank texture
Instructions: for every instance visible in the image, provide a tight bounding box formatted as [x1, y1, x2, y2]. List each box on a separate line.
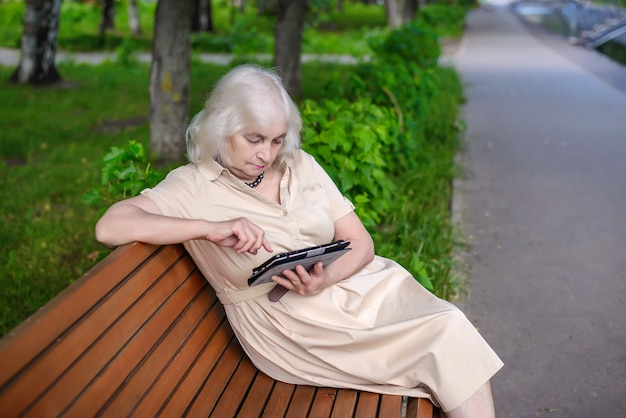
[354, 391, 382, 418]
[129, 295, 223, 417]
[0, 243, 437, 418]
[236, 371, 276, 417]
[262, 382, 296, 417]
[0, 243, 161, 387]
[63, 270, 206, 418]
[22, 252, 196, 418]
[331, 389, 358, 418]
[379, 394, 403, 418]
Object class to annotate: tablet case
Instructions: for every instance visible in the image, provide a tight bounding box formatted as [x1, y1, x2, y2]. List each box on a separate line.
[247, 240, 351, 286]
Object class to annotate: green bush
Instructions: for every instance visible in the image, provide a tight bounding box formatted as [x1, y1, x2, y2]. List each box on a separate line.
[368, 21, 440, 68]
[0, 0, 23, 48]
[82, 140, 165, 216]
[300, 98, 399, 228]
[312, 18, 465, 296]
[418, 4, 469, 38]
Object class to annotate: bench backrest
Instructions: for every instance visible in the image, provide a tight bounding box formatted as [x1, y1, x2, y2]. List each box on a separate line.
[0, 242, 437, 417]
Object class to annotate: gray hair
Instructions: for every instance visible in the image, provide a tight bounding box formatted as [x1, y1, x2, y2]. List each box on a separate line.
[186, 65, 302, 167]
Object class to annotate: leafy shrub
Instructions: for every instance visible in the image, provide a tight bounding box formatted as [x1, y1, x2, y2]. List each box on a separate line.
[0, 1, 23, 48]
[82, 140, 164, 214]
[315, 17, 465, 297]
[418, 4, 469, 38]
[300, 98, 399, 228]
[191, 16, 273, 54]
[368, 21, 440, 68]
[115, 37, 140, 66]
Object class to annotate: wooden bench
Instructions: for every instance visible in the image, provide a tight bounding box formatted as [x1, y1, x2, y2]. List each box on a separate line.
[0, 242, 440, 417]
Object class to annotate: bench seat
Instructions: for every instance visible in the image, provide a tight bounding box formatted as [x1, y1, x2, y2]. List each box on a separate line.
[0, 242, 440, 417]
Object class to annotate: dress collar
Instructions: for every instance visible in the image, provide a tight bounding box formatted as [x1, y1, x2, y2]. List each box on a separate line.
[196, 159, 225, 181]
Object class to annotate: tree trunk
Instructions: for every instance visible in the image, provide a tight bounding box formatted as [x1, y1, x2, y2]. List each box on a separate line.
[232, 0, 245, 12]
[203, 0, 213, 32]
[99, 0, 115, 44]
[10, 0, 62, 85]
[128, 0, 141, 35]
[405, 0, 418, 21]
[192, 0, 212, 32]
[385, 0, 417, 28]
[258, 0, 278, 15]
[274, 0, 307, 98]
[150, 0, 193, 165]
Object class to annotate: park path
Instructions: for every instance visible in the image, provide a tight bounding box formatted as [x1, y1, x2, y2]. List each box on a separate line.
[450, 3, 626, 417]
[0, 47, 361, 67]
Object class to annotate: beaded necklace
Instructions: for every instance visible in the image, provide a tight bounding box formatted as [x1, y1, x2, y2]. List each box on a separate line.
[245, 172, 264, 188]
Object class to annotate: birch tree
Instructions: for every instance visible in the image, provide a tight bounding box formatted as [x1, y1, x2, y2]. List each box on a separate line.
[192, 0, 213, 32]
[385, 0, 418, 28]
[10, 0, 62, 85]
[128, 0, 141, 35]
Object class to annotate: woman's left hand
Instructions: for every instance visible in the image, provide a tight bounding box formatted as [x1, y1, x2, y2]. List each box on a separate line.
[271, 262, 330, 295]
[270, 211, 375, 296]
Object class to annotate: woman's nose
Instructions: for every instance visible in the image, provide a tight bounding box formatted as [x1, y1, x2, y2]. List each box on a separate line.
[256, 142, 271, 160]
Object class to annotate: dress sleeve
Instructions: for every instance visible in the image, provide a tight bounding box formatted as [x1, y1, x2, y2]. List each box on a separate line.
[306, 152, 355, 222]
[140, 166, 198, 218]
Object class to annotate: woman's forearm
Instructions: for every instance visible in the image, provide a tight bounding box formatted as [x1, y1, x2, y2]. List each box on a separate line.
[325, 212, 375, 284]
[326, 233, 374, 284]
[95, 201, 208, 247]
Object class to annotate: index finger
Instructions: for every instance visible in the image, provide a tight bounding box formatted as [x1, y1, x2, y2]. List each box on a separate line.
[262, 237, 273, 253]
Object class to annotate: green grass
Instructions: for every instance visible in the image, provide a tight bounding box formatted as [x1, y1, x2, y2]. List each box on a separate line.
[0, 0, 387, 56]
[0, 1, 469, 336]
[372, 67, 465, 299]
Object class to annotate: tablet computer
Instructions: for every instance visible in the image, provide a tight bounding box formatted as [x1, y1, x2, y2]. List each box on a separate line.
[247, 240, 351, 286]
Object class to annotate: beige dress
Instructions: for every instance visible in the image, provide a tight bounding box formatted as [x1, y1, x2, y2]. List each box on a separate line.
[142, 150, 503, 412]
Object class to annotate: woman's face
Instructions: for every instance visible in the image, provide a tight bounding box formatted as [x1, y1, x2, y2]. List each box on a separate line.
[224, 122, 287, 182]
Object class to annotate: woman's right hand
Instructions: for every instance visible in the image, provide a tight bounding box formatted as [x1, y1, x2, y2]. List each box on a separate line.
[203, 218, 273, 255]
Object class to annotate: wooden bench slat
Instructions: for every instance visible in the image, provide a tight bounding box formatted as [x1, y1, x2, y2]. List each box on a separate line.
[209, 354, 258, 416]
[63, 270, 206, 417]
[331, 389, 359, 418]
[407, 397, 440, 418]
[0, 243, 161, 387]
[379, 394, 403, 417]
[100, 285, 214, 417]
[20, 253, 197, 418]
[308, 387, 338, 418]
[157, 322, 236, 416]
[236, 370, 277, 417]
[129, 297, 225, 417]
[184, 339, 246, 416]
[262, 381, 296, 417]
[354, 391, 382, 418]
[285, 385, 317, 418]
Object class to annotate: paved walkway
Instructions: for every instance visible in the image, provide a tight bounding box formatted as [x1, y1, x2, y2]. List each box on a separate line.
[450, 3, 626, 417]
[0, 48, 362, 67]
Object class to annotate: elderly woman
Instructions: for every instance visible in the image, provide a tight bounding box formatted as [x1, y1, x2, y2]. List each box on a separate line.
[96, 65, 502, 417]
